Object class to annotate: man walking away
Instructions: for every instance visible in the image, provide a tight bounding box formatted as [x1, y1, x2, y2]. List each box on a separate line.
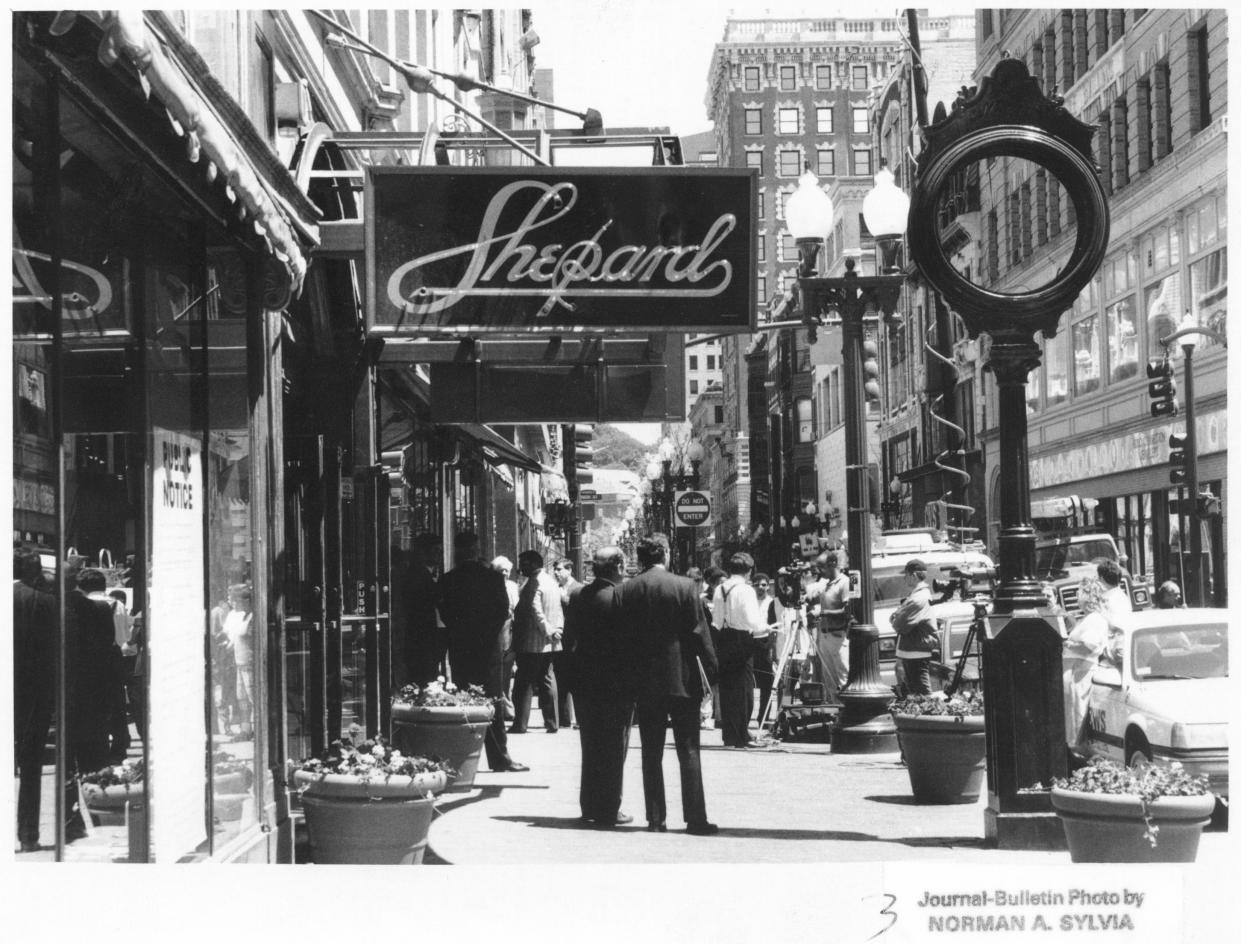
[438, 533, 528, 772]
[552, 558, 583, 728]
[563, 546, 634, 828]
[510, 550, 563, 733]
[889, 559, 937, 696]
[613, 534, 719, 835]
[712, 553, 763, 748]
[14, 547, 56, 851]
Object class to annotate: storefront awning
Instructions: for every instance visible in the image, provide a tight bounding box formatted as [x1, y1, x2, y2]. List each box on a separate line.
[457, 424, 542, 473]
[48, 11, 320, 307]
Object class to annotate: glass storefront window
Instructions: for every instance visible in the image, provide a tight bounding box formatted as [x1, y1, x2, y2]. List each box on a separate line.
[1106, 296, 1139, 382]
[1189, 248, 1226, 353]
[1071, 315, 1100, 396]
[1026, 334, 1043, 413]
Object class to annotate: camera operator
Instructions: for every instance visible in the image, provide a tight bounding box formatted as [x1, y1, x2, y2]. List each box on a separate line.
[810, 551, 851, 704]
[889, 559, 937, 696]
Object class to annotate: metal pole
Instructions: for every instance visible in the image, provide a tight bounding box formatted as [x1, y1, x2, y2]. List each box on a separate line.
[1181, 343, 1204, 605]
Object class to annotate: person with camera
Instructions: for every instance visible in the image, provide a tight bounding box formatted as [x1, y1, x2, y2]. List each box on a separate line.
[888, 559, 937, 696]
[813, 551, 851, 704]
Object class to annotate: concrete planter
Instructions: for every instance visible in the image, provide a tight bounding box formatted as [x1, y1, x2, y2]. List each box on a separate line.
[892, 713, 986, 804]
[293, 769, 448, 864]
[1050, 787, 1215, 863]
[391, 702, 493, 792]
[81, 782, 144, 826]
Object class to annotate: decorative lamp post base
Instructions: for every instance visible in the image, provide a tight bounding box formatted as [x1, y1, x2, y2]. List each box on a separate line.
[831, 622, 898, 754]
[984, 806, 1068, 851]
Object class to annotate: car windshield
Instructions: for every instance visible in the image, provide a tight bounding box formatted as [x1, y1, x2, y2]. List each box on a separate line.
[1035, 538, 1117, 574]
[1131, 624, 1228, 680]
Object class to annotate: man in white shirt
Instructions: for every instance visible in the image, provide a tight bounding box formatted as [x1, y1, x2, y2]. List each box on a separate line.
[889, 559, 936, 696]
[1096, 559, 1132, 620]
[814, 551, 852, 704]
[711, 552, 764, 748]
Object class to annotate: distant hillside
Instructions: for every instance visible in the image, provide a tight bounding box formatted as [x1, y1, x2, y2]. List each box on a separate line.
[594, 424, 650, 475]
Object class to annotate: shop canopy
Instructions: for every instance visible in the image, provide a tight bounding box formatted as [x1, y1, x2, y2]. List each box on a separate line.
[47, 10, 320, 308]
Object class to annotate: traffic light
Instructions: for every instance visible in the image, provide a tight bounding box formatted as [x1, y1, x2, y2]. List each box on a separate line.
[861, 339, 881, 403]
[1167, 432, 1189, 486]
[572, 424, 594, 489]
[380, 450, 405, 500]
[1146, 358, 1177, 417]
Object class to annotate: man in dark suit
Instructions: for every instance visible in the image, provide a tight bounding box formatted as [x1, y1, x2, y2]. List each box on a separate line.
[612, 534, 719, 835]
[437, 533, 528, 773]
[562, 546, 634, 828]
[14, 547, 56, 851]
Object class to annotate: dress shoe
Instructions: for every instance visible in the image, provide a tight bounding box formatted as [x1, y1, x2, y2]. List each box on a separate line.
[686, 821, 719, 836]
[585, 811, 634, 829]
[646, 821, 667, 833]
[493, 761, 529, 772]
[19, 840, 41, 853]
[545, 725, 558, 733]
[507, 726, 527, 734]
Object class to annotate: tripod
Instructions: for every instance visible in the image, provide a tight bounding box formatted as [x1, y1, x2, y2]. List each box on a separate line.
[944, 596, 989, 696]
[756, 604, 822, 735]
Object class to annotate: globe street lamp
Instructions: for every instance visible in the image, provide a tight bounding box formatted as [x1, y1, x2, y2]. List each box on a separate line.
[644, 438, 704, 572]
[786, 166, 907, 753]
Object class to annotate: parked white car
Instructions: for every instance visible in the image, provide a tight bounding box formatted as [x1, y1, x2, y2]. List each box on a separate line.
[1081, 608, 1229, 797]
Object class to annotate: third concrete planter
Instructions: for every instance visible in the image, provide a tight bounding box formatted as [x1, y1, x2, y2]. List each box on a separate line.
[893, 712, 986, 804]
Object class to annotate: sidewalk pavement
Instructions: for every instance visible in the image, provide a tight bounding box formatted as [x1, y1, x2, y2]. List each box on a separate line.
[423, 714, 1231, 866]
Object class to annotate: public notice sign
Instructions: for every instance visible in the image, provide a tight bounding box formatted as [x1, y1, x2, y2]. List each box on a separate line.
[674, 489, 711, 528]
[367, 166, 756, 334]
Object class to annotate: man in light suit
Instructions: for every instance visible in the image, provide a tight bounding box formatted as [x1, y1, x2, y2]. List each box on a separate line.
[562, 546, 634, 828]
[510, 549, 564, 733]
[612, 534, 719, 835]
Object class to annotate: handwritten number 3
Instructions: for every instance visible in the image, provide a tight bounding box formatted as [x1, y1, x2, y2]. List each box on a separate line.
[866, 893, 898, 940]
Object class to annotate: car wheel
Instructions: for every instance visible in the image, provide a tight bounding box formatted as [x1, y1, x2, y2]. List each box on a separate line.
[1125, 735, 1153, 769]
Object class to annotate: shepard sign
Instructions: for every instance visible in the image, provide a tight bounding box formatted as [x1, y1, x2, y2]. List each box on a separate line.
[367, 167, 756, 334]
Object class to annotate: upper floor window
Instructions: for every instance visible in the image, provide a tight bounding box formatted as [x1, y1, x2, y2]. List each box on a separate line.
[746, 150, 763, 173]
[851, 64, 869, 90]
[778, 108, 799, 135]
[815, 64, 832, 89]
[690, 379, 700, 395]
[745, 109, 762, 135]
[852, 107, 869, 133]
[853, 148, 872, 176]
[779, 65, 797, 91]
[796, 397, 814, 443]
[689, 355, 699, 371]
[780, 232, 797, 261]
[744, 66, 761, 91]
[778, 149, 801, 177]
[816, 148, 835, 177]
[816, 107, 834, 134]
[706, 355, 717, 370]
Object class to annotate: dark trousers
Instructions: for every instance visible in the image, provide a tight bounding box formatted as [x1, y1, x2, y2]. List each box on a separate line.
[900, 657, 932, 696]
[552, 651, 574, 726]
[513, 652, 558, 731]
[14, 698, 52, 845]
[718, 628, 754, 746]
[449, 645, 513, 770]
[751, 635, 776, 727]
[576, 693, 634, 822]
[637, 696, 708, 828]
[408, 626, 450, 686]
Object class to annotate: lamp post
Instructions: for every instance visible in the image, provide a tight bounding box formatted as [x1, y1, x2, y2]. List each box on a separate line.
[644, 438, 704, 572]
[786, 166, 907, 754]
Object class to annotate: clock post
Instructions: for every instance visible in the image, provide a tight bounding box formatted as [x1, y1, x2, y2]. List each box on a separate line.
[906, 57, 1110, 849]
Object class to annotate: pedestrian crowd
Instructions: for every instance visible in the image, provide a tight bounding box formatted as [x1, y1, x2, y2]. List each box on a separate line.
[392, 533, 870, 835]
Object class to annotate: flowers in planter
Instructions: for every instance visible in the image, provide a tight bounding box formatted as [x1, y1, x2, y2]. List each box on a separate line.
[80, 758, 145, 790]
[891, 689, 984, 719]
[1048, 757, 1213, 847]
[395, 676, 491, 708]
[295, 735, 456, 785]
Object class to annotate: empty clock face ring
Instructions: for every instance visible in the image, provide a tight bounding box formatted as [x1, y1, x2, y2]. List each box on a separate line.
[907, 125, 1109, 334]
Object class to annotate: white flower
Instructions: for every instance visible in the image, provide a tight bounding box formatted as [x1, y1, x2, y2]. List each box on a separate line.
[371, 744, 386, 758]
[358, 753, 376, 766]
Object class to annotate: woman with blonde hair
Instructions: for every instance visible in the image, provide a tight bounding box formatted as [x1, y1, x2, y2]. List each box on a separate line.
[1061, 576, 1119, 760]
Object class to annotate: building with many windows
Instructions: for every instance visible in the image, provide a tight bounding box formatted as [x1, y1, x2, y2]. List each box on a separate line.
[967, 9, 1227, 603]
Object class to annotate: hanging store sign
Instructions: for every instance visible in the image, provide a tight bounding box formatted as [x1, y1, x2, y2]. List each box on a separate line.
[367, 167, 756, 334]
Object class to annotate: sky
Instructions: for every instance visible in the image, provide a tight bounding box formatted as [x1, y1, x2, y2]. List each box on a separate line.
[530, 1, 892, 137]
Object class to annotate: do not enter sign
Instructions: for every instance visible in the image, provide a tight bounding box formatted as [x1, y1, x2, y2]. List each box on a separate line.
[674, 490, 712, 527]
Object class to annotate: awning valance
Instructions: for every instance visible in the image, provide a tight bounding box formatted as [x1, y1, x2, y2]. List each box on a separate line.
[48, 10, 320, 307]
[457, 424, 542, 473]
